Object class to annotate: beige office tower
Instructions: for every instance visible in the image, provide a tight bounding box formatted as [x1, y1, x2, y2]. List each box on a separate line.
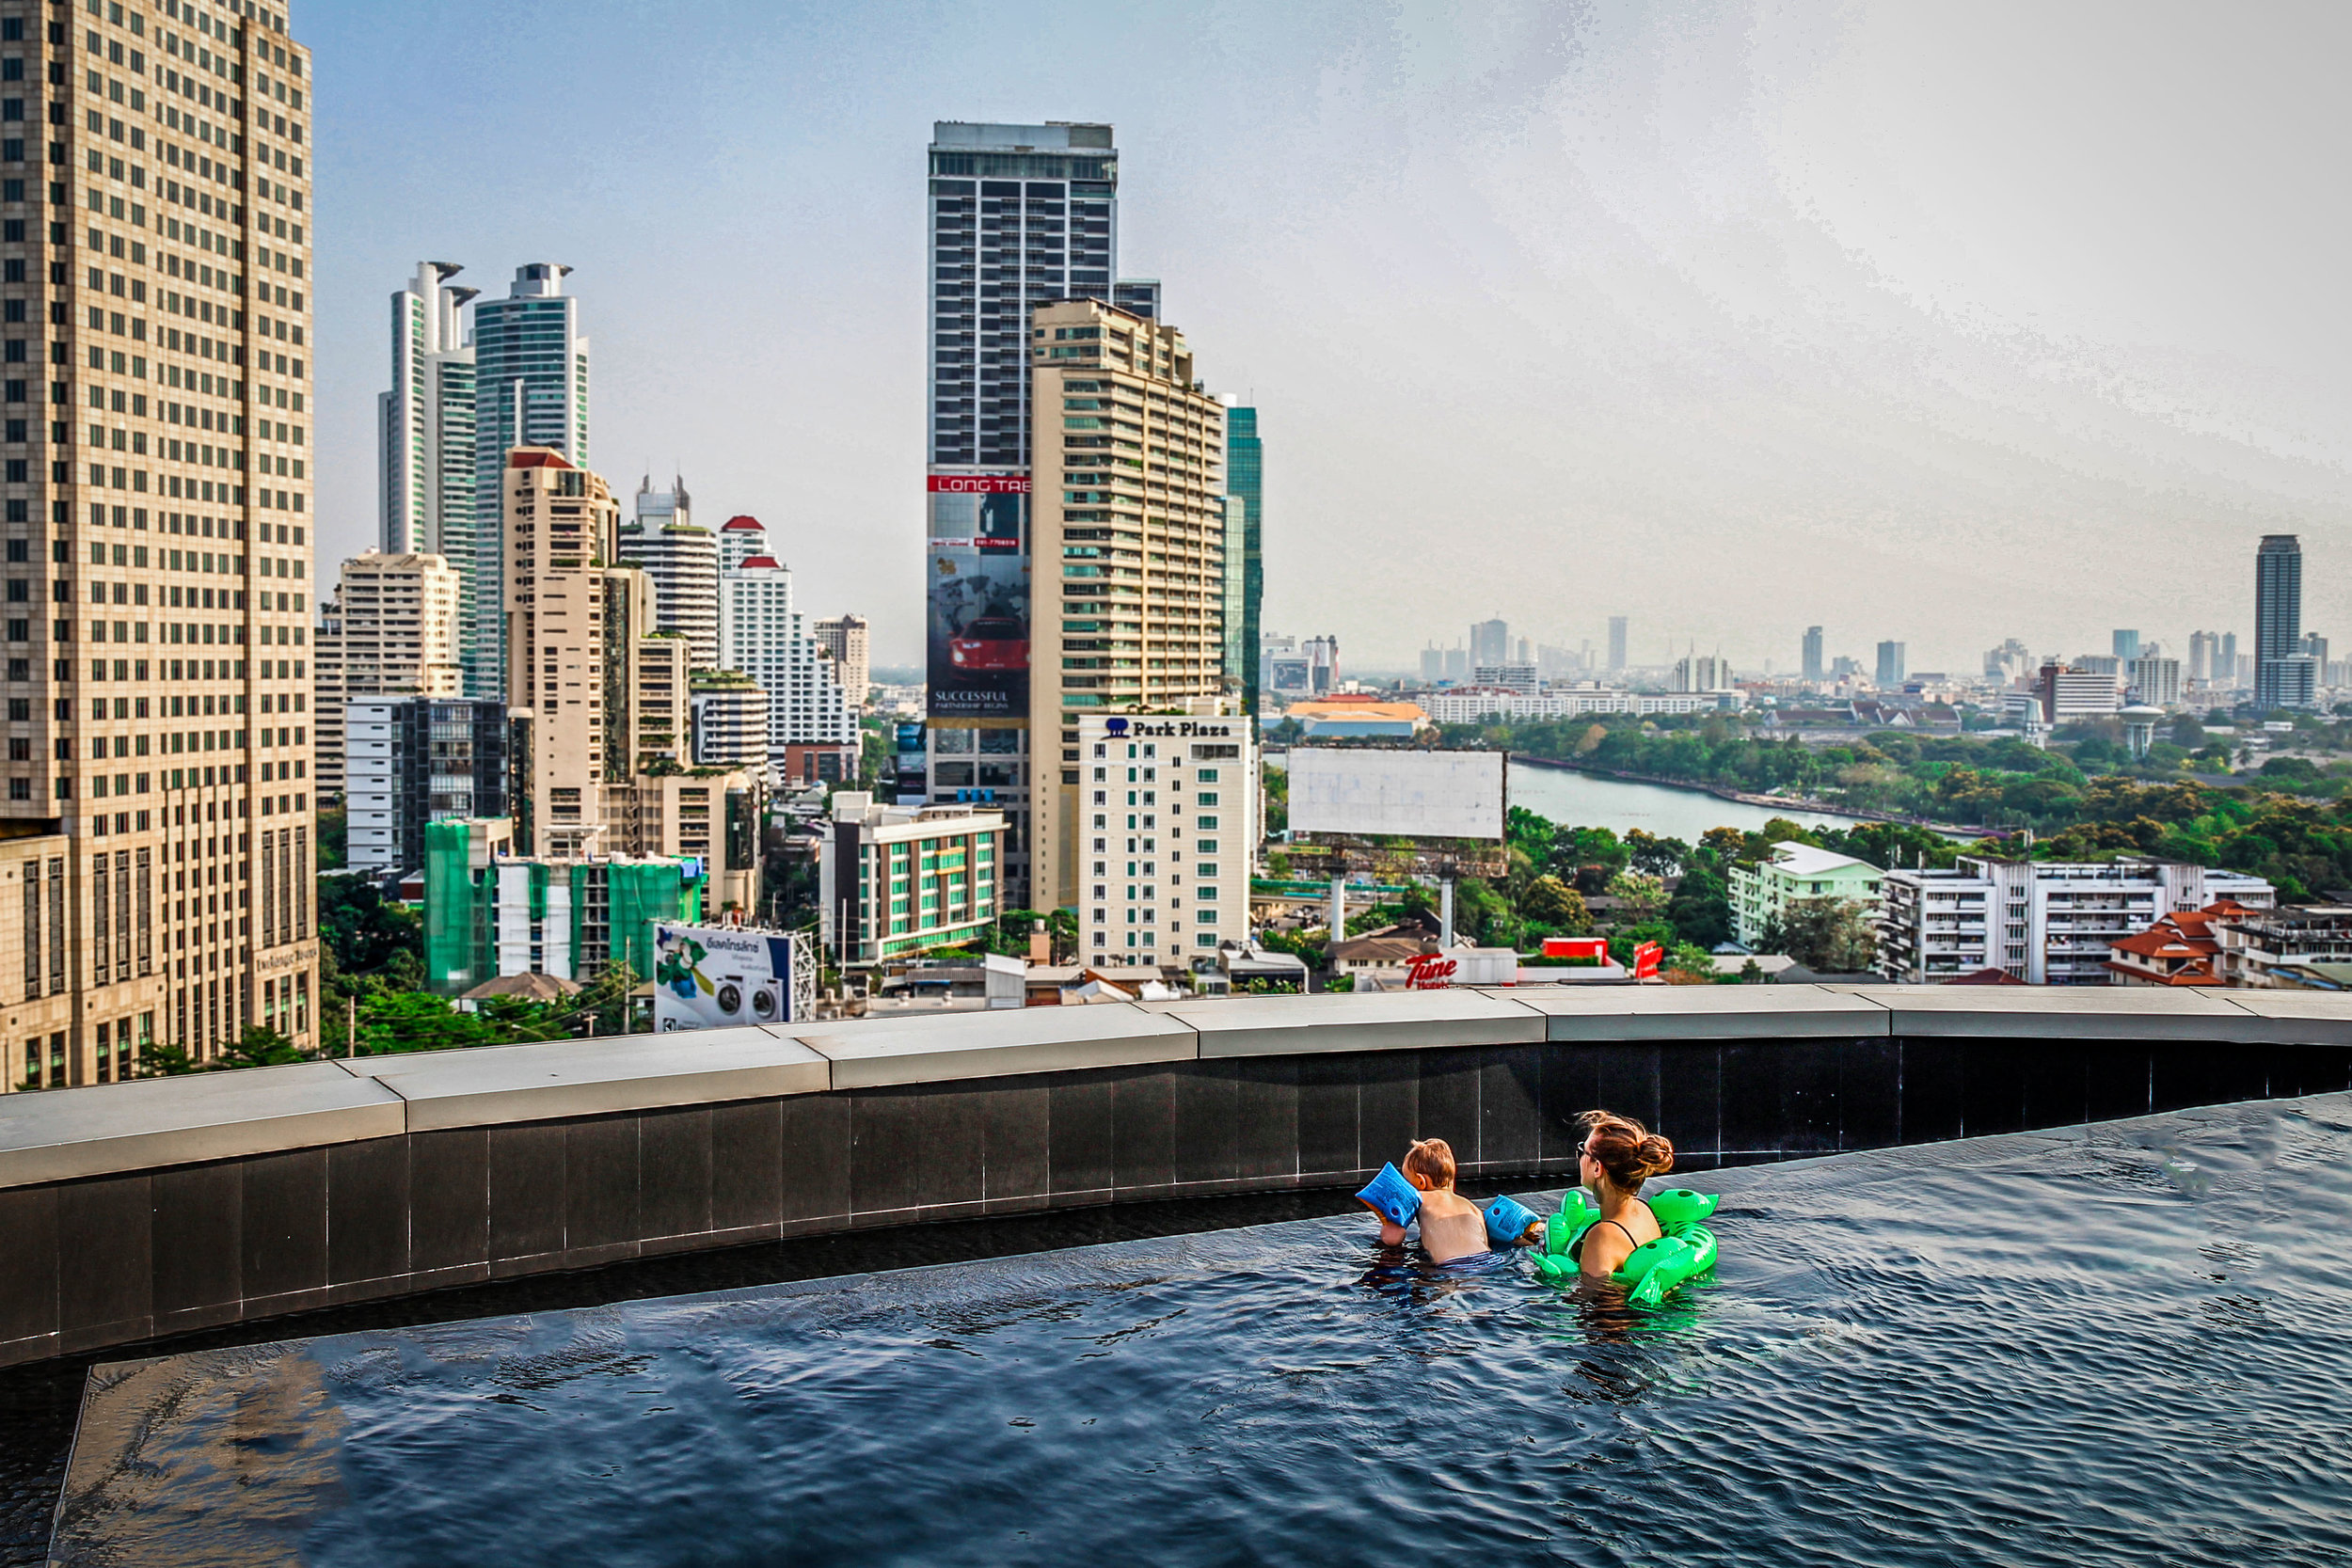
[812, 612, 869, 712]
[1026, 299, 1228, 917]
[0, 3, 319, 1088]
[502, 448, 760, 907]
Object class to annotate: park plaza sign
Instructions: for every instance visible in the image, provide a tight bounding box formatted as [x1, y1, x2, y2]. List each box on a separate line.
[1102, 717, 1238, 739]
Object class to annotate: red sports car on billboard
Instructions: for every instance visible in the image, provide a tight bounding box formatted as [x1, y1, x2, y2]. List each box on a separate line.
[949, 616, 1028, 671]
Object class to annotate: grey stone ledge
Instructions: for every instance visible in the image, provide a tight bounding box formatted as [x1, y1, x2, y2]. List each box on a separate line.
[2206, 990, 2352, 1046]
[0, 1061, 405, 1190]
[1829, 983, 2278, 1040]
[790, 1003, 1197, 1088]
[1147, 989, 1546, 1057]
[340, 1028, 831, 1132]
[1495, 983, 1892, 1041]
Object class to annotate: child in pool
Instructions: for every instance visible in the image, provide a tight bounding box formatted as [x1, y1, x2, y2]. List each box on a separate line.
[1375, 1137, 1542, 1264]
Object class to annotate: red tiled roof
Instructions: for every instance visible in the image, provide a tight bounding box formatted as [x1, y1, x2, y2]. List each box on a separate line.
[723, 515, 765, 531]
[507, 448, 573, 469]
[737, 555, 779, 569]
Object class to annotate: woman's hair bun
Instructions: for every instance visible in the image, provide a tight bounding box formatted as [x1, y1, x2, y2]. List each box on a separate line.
[1576, 1110, 1676, 1193]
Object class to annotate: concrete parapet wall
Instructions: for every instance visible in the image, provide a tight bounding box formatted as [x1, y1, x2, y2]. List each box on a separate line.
[0, 984, 2347, 1367]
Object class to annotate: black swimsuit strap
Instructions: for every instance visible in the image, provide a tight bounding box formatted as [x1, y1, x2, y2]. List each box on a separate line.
[1569, 1217, 1644, 1262]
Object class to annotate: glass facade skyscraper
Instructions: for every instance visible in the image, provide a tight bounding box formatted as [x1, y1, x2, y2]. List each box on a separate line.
[1227, 407, 1263, 716]
[379, 262, 477, 561]
[468, 263, 590, 698]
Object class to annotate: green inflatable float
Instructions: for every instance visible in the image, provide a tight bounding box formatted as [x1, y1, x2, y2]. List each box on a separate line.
[1526, 1187, 1720, 1304]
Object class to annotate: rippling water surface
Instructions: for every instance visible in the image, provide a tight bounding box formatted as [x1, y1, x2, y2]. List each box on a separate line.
[51, 1096, 2352, 1567]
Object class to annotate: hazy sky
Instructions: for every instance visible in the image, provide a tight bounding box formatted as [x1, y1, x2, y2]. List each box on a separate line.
[310, 0, 2352, 676]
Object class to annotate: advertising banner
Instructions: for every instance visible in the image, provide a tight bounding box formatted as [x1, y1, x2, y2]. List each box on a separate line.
[926, 472, 1030, 720]
[652, 922, 799, 1031]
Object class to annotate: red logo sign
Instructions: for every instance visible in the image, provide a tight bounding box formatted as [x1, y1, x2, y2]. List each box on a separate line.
[1405, 954, 1458, 990]
[929, 474, 1032, 494]
[1632, 942, 1662, 980]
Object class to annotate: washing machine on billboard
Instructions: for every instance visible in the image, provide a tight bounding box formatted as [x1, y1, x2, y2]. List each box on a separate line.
[652, 921, 799, 1032]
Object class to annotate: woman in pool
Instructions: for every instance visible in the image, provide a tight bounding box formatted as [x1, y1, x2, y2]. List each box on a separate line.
[1573, 1110, 1675, 1281]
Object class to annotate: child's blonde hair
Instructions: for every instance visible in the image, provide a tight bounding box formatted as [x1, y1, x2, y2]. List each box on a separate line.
[1401, 1137, 1456, 1187]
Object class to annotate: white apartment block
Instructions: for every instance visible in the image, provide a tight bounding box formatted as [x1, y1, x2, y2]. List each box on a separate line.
[1074, 713, 1257, 968]
[819, 794, 1007, 964]
[716, 516, 856, 784]
[1878, 857, 2275, 985]
[618, 476, 720, 672]
[379, 261, 477, 560]
[314, 550, 462, 800]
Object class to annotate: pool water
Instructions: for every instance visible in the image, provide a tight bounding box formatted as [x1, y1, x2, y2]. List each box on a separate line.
[50, 1094, 2352, 1567]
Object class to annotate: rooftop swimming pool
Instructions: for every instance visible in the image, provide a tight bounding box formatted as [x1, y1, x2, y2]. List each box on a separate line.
[46, 1093, 2352, 1566]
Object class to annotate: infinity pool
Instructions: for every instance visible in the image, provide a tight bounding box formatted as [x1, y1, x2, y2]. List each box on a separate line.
[49, 1094, 2352, 1566]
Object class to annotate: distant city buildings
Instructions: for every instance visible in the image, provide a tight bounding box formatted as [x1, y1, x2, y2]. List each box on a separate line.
[2112, 629, 2141, 662]
[2127, 656, 2182, 708]
[1607, 616, 1629, 673]
[717, 515, 858, 784]
[1801, 626, 1824, 683]
[812, 614, 872, 714]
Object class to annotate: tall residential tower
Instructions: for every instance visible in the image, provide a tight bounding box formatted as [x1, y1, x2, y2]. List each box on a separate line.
[378, 261, 475, 557]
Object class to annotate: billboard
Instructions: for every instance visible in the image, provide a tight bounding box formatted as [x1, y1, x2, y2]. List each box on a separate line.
[653, 922, 800, 1031]
[926, 472, 1030, 720]
[1288, 747, 1506, 841]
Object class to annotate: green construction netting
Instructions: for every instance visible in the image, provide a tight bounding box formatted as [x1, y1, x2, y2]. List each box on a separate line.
[423, 820, 487, 995]
[607, 862, 706, 984]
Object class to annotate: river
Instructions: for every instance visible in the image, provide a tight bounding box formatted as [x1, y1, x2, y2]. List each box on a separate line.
[1507, 760, 1877, 840]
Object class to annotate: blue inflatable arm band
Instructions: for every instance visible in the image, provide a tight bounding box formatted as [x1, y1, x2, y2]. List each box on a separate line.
[1357, 1163, 1422, 1228]
[1484, 1194, 1540, 1247]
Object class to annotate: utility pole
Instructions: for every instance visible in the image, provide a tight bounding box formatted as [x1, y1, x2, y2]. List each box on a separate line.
[346, 994, 356, 1059]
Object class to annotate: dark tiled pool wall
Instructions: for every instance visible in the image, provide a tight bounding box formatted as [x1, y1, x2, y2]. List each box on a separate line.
[0, 1035, 2344, 1370]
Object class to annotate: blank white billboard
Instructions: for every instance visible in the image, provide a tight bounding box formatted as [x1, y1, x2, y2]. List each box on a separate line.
[1289, 748, 1505, 841]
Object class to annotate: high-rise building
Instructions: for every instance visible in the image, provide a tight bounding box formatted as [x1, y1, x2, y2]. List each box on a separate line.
[717, 515, 857, 784]
[2256, 535, 2308, 710]
[1226, 406, 1263, 717]
[1026, 297, 1229, 917]
[616, 475, 718, 671]
[2188, 631, 2217, 684]
[1419, 644, 1443, 683]
[812, 613, 871, 713]
[379, 261, 476, 558]
[501, 449, 623, 860]
[1607, 617, 1629, 673]
[468, 263, 589, 698]
[1304, 635, 1340, 694]
[690, 673, 772, 768]
[0, 6, 321, 1087]
[1875, 641, 1906, 689]
[927, 120, 1117, 470]
[2303, 631, 2329, 670]
[925, 121, 1119, 904]
[311, 550, 463, 797]
[2112, 629, 2141, 662]
[1470, 619, 1510, 669]
[344, 696, 508, 876]
[1110, 278, 1161, 321]
[1802, 626, 1824, 683]
[2127, 657, 2183, 709]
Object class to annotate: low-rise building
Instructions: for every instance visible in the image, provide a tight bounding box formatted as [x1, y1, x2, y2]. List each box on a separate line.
[819, 794, 1006, 965]
[421, 816, 711, 996]
[2105, 903, 2245, 986]
[1728, 843, 1883, 947]
[1880, 857, 2274, 984]
[2209, 905, 2352, 987]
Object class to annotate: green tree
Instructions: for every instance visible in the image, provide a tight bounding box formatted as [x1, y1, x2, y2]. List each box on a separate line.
[1605, 870, 1666, 925]
[1518, 874, 1591, 932]
[1776, 895, 1878, 972]
[1662, 860, 1733, 949]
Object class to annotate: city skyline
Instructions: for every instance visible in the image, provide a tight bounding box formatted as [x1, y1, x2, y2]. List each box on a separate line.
[311, 3, 2352, 673]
